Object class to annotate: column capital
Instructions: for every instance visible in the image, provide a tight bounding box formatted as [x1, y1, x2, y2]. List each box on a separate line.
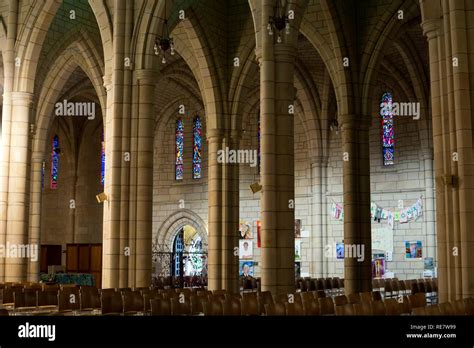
[135, 69, 157, 84]
[11, 91, 34, 105]
[207, 128, 224, 141]
[421, 19, 441, 41]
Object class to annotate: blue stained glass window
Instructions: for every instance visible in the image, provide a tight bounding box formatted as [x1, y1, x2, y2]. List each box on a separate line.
[101, 131, 105, 186]
[176, 118, 184, 180]
[381, 92, 395, 166]
[51, 135, 59, 189]
[193, 116, 202, 179]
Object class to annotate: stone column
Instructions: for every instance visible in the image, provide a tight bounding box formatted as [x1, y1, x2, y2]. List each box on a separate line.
[259, 0, 297, 293]
[340, 116, 372, 295]
[422, 149, 436, 261]
[0, 0, 18, 282]
[102, 0, 126, 289]
[133, 69, 155, 288]
[309, 156, 327, 278]
[207, 129, 224, 290]
[5, 91, 34, 282]
[27, 155, 44, 282]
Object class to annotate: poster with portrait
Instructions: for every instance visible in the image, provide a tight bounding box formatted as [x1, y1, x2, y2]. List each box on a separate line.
[336, 242, 345, 259]
[372, 258, 385, 278]
[239, 221, 252, 239]
[295, 240, 302, 261]
[295, 219, 302, 238]
[239, 261, 254, 277]
[405, 241, 422, 259]
[239, 240, 253, 260]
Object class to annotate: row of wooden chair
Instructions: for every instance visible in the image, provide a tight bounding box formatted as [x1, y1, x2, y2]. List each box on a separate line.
[296, 277, 345, 295]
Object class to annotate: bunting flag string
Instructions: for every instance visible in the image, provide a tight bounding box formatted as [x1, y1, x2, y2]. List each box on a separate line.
[330, 198, 423, 230]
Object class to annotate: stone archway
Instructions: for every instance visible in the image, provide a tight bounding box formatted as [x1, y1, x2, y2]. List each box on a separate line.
[155, 210, 208, 252]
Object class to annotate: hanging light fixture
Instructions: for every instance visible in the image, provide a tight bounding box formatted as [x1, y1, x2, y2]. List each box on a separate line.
[154, 0, 175, 64]
[267, 0, 290, 43]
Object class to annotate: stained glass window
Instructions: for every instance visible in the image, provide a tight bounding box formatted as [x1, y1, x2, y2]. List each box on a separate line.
[193, 116, 202, 179]
[381, 92, 395, 166]
[101, 131, 105, 186]
[175, 118, 184, 180]
[50, 135, 59, 189]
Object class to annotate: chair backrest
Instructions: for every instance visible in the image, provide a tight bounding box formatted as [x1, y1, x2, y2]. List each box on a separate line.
[150, 298, 172, 316]
[371, 300, 386, 315]
[334, 295, 348, 306]
[202, 298, 223, 316]
[285, 302, 304, 316]
[453, 300, 466, 315]
[308, 279, 317, 291]
[318, 297, 335, 315]
[360, 292, 372, 303]
[58, 288, 80, 312]
[299, 292, 315, 303]
[398, 296, 411, 314]
[347, 292, 361, 304]
[101, 291, 123, 315]
[372, 291, 383, 301]
[222, 297, 241, 316]
[302, 299, 320, 316]
[80, 287, 100, 310]
[353, 302, 371, 316]
[122, 291, 145, 314]
[37, 289, 58, 307]
[258, 291, 274, 305]
[264, 302, 286, 316]
[426, 305, 441, 315]
[171, 297, 191, 316]
[241, 294, 259, 316]
[464, 298, 474, 315]
[408, 293, 426, 308]
[335, 303, 355, 316]
[384, 298, 400, 316]
[0, 308, 9, 316]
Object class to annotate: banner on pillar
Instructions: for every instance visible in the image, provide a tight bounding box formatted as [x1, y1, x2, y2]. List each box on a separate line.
[257, 220, 261, 248]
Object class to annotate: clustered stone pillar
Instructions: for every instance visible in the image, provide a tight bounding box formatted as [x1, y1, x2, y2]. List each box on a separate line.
[421, 0, 474, 301]
[340, 116, 372, 295]
[5, 92, 34, 282]
[310, 156, 328, 278]
[258, 0, 298, 295]
[207, 129, 240, 293]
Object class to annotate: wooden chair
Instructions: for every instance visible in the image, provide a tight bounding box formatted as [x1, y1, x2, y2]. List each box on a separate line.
[384, 298, 400, 316]
[171, 297, 191, 316]
[80, 287, 101, 311]
[101, 291, 123, 315]
[0, 309, 9, 316]
[408, 293, 426, 309]
[371, 300, 386, 315]
[241, 293, 259, 316]
[347, 292, 361, 304]
[453, 300, 466, 315]
[122, 291, 145, 315]
[318, 297, 335, 315]
[302, 299, 320, 316]
[202, 298, 223, 316]
[13, 289, 37, 311]
[285, 302, 305, 316]
[398, 296, 412, 315]
[37, 290, 58, 310]
[353, 302, 371, 315]
[264, 302, 286, 316]
[222, 297, 241, 316]
[334, 295, 348, 306]
[150, 298, 172, 316]
[299, 291, 315, 303]
[360, 292, 372, 304]
[463, 298, 474, 315]
[372, 291, 383, 301]
[426, 305, 441, 315]
[58, 288, 80, 313]
[335, 303, 355, 316]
